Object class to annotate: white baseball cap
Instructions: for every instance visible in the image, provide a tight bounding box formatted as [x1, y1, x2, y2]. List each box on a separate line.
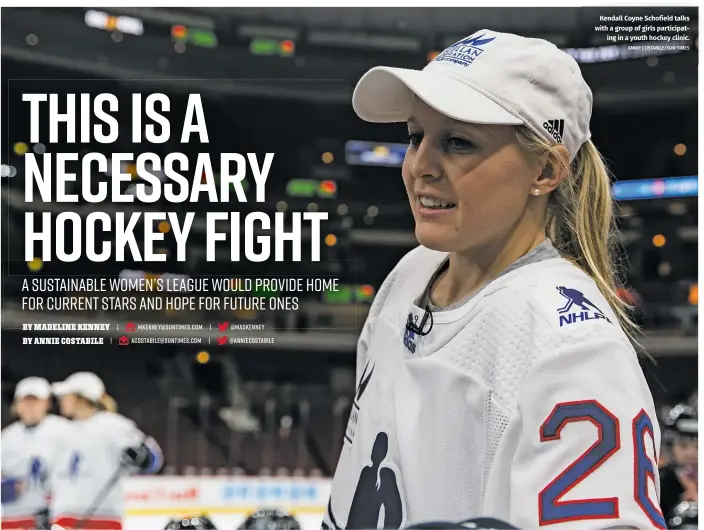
[353, 29, 592, 159]
[52, 372, 105, 402]
[14, 377, 51, 400]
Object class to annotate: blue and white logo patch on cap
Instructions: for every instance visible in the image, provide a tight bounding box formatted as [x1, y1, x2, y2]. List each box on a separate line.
[433, 33, 496, 68]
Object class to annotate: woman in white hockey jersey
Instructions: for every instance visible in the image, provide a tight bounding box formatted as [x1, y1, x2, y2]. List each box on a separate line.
[2, 377, 71, 530]
[325, 30, 666, 530]
[50, 372, 163, 530]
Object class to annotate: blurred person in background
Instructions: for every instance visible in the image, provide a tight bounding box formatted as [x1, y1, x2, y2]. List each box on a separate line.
[325, 29, 665, 529]
[1, 377, 71, 530]
[50, 372, 163, 530]
[659, 403, 698, 521]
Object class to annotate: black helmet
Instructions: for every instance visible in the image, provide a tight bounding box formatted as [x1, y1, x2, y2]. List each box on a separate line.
[237, 508, 301, 530]
[668, 501, 698, 529]
[663, 403, 698, 443]
[407, 518, 517, 529]
[165, 514, 217, 530]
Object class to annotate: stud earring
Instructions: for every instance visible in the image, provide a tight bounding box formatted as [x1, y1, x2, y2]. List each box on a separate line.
[532, 188, 540, 195]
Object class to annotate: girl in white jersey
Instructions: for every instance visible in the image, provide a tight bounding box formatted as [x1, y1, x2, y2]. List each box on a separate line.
[324, 30, 665, 530]
[2, 377, 71, 530]
[50, 372, 163, 530]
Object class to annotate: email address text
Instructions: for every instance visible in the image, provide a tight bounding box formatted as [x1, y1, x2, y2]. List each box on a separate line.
[628, 45, 690, 51]
[128, 337, 202, 344]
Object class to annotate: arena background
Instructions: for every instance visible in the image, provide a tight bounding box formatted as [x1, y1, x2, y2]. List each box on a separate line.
[0, 6, 699, 530]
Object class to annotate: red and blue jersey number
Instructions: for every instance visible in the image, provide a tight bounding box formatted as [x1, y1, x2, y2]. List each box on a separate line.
[538, 401, 666, 528]
[633, 410, 666, 528]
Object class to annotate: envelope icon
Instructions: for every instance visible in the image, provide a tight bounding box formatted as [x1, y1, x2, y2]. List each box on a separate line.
[119, 336, 129, 346]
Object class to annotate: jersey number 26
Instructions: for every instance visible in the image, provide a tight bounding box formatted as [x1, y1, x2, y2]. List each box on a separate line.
[538, 400, 666, 528]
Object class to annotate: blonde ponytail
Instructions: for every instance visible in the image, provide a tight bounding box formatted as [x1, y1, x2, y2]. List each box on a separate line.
[516, 126, 640, 345]
[98, 393, 118, 413]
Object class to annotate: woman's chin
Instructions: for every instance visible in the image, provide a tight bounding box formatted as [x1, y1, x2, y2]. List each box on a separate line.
[415, 225, 457, 252]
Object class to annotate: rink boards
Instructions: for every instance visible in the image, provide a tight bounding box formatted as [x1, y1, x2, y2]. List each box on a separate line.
[124, 476, 330, 530]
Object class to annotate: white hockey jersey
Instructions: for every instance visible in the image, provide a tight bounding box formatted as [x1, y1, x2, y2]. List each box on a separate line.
[324, 246, 665, 530]
[1, 414, 72, 522]
[50, 411, 147, 522]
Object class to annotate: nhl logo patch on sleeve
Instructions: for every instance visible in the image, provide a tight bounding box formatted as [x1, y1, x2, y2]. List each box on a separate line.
[554, 286, 611, 327]
[527, 284, 613, 332]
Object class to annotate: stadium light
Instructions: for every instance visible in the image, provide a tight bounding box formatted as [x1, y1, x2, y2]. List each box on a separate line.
[652, 234, 666, 247]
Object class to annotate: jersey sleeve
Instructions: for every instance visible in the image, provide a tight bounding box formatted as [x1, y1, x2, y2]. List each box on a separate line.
[356, 254, 401, 384]
[509, 335, 666, 529]
[106, 413, 145, 453]
[107, 413, 163, 474]
[1, 426, 16, 474]
[356, 314, 373, 385]
[0, 427, 22, 501]
[354, 252, 394, 384]
[1, 425, 26, 480]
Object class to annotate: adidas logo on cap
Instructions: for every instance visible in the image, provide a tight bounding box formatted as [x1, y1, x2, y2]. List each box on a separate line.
[543, 119, 565, 143]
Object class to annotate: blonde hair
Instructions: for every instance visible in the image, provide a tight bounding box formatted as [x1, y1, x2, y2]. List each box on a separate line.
[76, 393, 118, 413]
[98, 394, 118, 413]
[515, 126, 640, 346]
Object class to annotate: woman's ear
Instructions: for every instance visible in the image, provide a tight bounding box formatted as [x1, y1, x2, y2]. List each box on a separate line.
[532, 145, 569, 195]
